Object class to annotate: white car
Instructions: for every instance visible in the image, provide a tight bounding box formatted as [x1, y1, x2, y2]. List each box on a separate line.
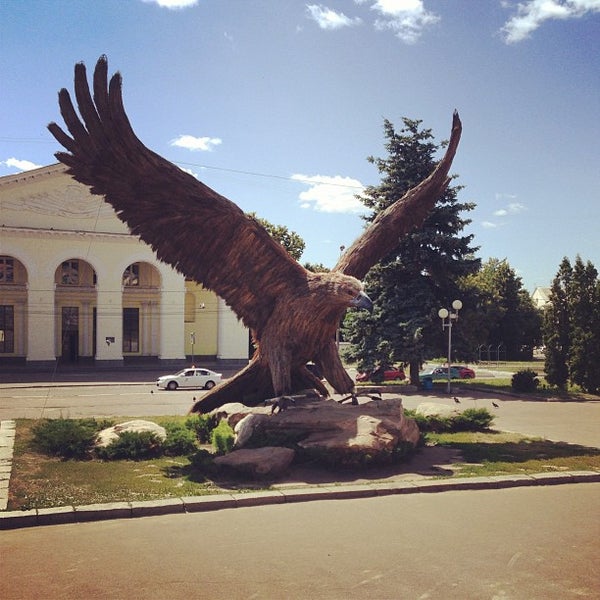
[156, 367, 222, 391]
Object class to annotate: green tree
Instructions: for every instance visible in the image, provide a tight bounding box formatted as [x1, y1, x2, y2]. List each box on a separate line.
[567, 256, 600, 392]
[543, 256, 600, 393]
[544, 257, 573, 389]
[248, 212, 305, 261]
[343, 117, 479, 384]
[463, 258, 541, 360]
[303, 262, 330, 273]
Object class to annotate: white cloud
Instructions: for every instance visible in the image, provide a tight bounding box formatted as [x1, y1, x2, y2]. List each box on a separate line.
[141, 0, 198, 9]
[494, 203, 526, 216]
[306, 4, 362, 29]
[370, 0, 440, 43]
[482, 221, 498, 228]
[292, 174, 366, 213]
[501, 0, 600, 44]
[1, 157, 42, 172]
[170, 135, 222, 152]
[507, 202, 526, 213]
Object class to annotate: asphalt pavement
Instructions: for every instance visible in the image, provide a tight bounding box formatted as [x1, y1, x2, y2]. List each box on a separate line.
[1, 369, 599, 598]
[2, 484, 599, 599]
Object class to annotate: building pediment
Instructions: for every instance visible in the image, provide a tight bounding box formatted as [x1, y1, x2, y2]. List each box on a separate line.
[0, 163, 129, 234]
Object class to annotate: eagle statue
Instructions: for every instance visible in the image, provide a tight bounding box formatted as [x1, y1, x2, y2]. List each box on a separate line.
[48, 56, 462, 413]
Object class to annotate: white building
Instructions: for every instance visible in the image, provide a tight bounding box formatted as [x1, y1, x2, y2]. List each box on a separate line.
[531, 287, 551, 309]
[0, 164, 249, 369]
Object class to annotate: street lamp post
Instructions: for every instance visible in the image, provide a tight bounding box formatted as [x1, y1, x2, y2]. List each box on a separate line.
[438, 299, 462, 394]
[190, 332, 195, 367]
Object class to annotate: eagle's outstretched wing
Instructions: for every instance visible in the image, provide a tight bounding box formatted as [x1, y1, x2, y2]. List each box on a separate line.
[334, 111, 462, 280]
[48, 56, 306, 332]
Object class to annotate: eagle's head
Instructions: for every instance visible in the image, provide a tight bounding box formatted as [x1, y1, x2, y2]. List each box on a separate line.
[308, 271, 373, 313]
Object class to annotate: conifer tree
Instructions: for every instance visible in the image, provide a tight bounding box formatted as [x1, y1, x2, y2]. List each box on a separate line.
[543, 257, 572, 388]
[343, 117, 479, 384]
[543, 256, 600, 392]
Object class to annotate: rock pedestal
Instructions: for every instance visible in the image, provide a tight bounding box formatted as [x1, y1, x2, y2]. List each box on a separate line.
[211, 396, 419, 471]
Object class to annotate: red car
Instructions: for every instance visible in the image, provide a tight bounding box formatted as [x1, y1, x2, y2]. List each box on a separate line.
[454, 365, 476, 379]
[356, 366, 406, 383]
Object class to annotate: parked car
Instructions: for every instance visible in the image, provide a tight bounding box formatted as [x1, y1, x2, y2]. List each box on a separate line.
[156, 367, 222, 391]
[356, 365, 406, 383]
[419, 365, 475, 381]
[419, 366, 460, 381]
[453, 365, 476, 379]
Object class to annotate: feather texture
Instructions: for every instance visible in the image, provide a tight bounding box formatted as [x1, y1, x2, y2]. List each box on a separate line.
[48, 56, 462, 411]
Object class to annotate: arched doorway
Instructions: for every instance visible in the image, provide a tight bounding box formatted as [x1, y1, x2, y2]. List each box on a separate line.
[54, 259, 97, 363]
[0, 255, 28, 361]
[122, 262, 161, 361]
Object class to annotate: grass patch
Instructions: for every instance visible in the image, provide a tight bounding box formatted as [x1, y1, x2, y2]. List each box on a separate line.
[457, 377, 597, 401]
[8, 418, 600, 510]
[8, 418, 249, 511]
[427, 431, 600, 477]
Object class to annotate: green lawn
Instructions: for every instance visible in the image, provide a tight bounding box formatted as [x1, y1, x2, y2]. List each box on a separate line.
[8, 417, 600, 511]
[427, 431, 600, 477]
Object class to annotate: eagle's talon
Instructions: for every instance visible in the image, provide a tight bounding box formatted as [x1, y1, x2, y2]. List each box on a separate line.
[264, 395, 296, 414]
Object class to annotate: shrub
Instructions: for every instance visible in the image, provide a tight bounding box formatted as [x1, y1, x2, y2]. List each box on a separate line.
[185, 414, 217, 444]
[211, 419, 235, 455]
[162, 422, 198, 456]
[452, 408, 494, 431]
[406, 408, 493, 433]
[32, 418, 112, 459]
[512, 369, 539, 393]
[96, 430, 162, 460]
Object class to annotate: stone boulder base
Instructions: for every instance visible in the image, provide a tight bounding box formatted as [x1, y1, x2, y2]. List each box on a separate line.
[415, 402, 460, 418]
[95, 420, 167, 448]
[212, 397, 420, 469]
[213, 446, 295, 479]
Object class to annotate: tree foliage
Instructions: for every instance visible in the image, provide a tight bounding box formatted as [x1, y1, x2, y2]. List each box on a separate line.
[544, 256, 600, 392]
[461, 258, 541, 360]
[248, 212, 305, 261]
[342, 117, 479, 384]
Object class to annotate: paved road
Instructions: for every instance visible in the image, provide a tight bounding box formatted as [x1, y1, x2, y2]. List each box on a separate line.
[0, 382, 201, 419]
[1, 484, 598, 599]
[2, 380, 598, 448]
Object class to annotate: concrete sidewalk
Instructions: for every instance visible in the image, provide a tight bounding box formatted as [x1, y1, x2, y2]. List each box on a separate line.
[2, 470, 598, 530]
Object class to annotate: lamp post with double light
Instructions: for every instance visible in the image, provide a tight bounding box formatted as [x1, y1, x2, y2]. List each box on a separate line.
[438, 299, 462, 394]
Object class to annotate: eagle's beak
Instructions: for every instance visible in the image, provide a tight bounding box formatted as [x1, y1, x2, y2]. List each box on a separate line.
[351, 290, 373, 312]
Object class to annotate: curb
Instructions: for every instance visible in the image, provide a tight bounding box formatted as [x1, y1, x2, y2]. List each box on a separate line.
[2, 470, 599, 531]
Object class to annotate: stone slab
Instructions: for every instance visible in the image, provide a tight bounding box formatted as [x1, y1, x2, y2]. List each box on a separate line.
[0, 509, 38, 530]
[231, 491, 285, 507]
[182, 494, 237, 512]
[130, 498, 185, 517]
[37, 505, 76, 526]
[75, 502, 132, 522]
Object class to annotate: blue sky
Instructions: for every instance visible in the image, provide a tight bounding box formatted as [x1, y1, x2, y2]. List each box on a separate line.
[1, 0, 598, 292]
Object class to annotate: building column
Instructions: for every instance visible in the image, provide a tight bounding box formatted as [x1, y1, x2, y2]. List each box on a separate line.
[26, 278, 55, 364]
[81, 301, 92, 358]
[14, 300, 26, 356]
[95, 275, 123, 364]
[217, 297, 248, 361]
[159, 272, 185, 361]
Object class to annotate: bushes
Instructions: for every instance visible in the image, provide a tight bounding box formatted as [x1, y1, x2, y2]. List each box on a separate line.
[185, 414, 216, 444]
[32, 418, 113, 459]
[162, 422, 198, 456]
[210, 419, 235, 454]
[32, 415, 232, 461]
[407, 408, 494, 433]
[96, 430, 163, 460]
[512, 369, 539, 393]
